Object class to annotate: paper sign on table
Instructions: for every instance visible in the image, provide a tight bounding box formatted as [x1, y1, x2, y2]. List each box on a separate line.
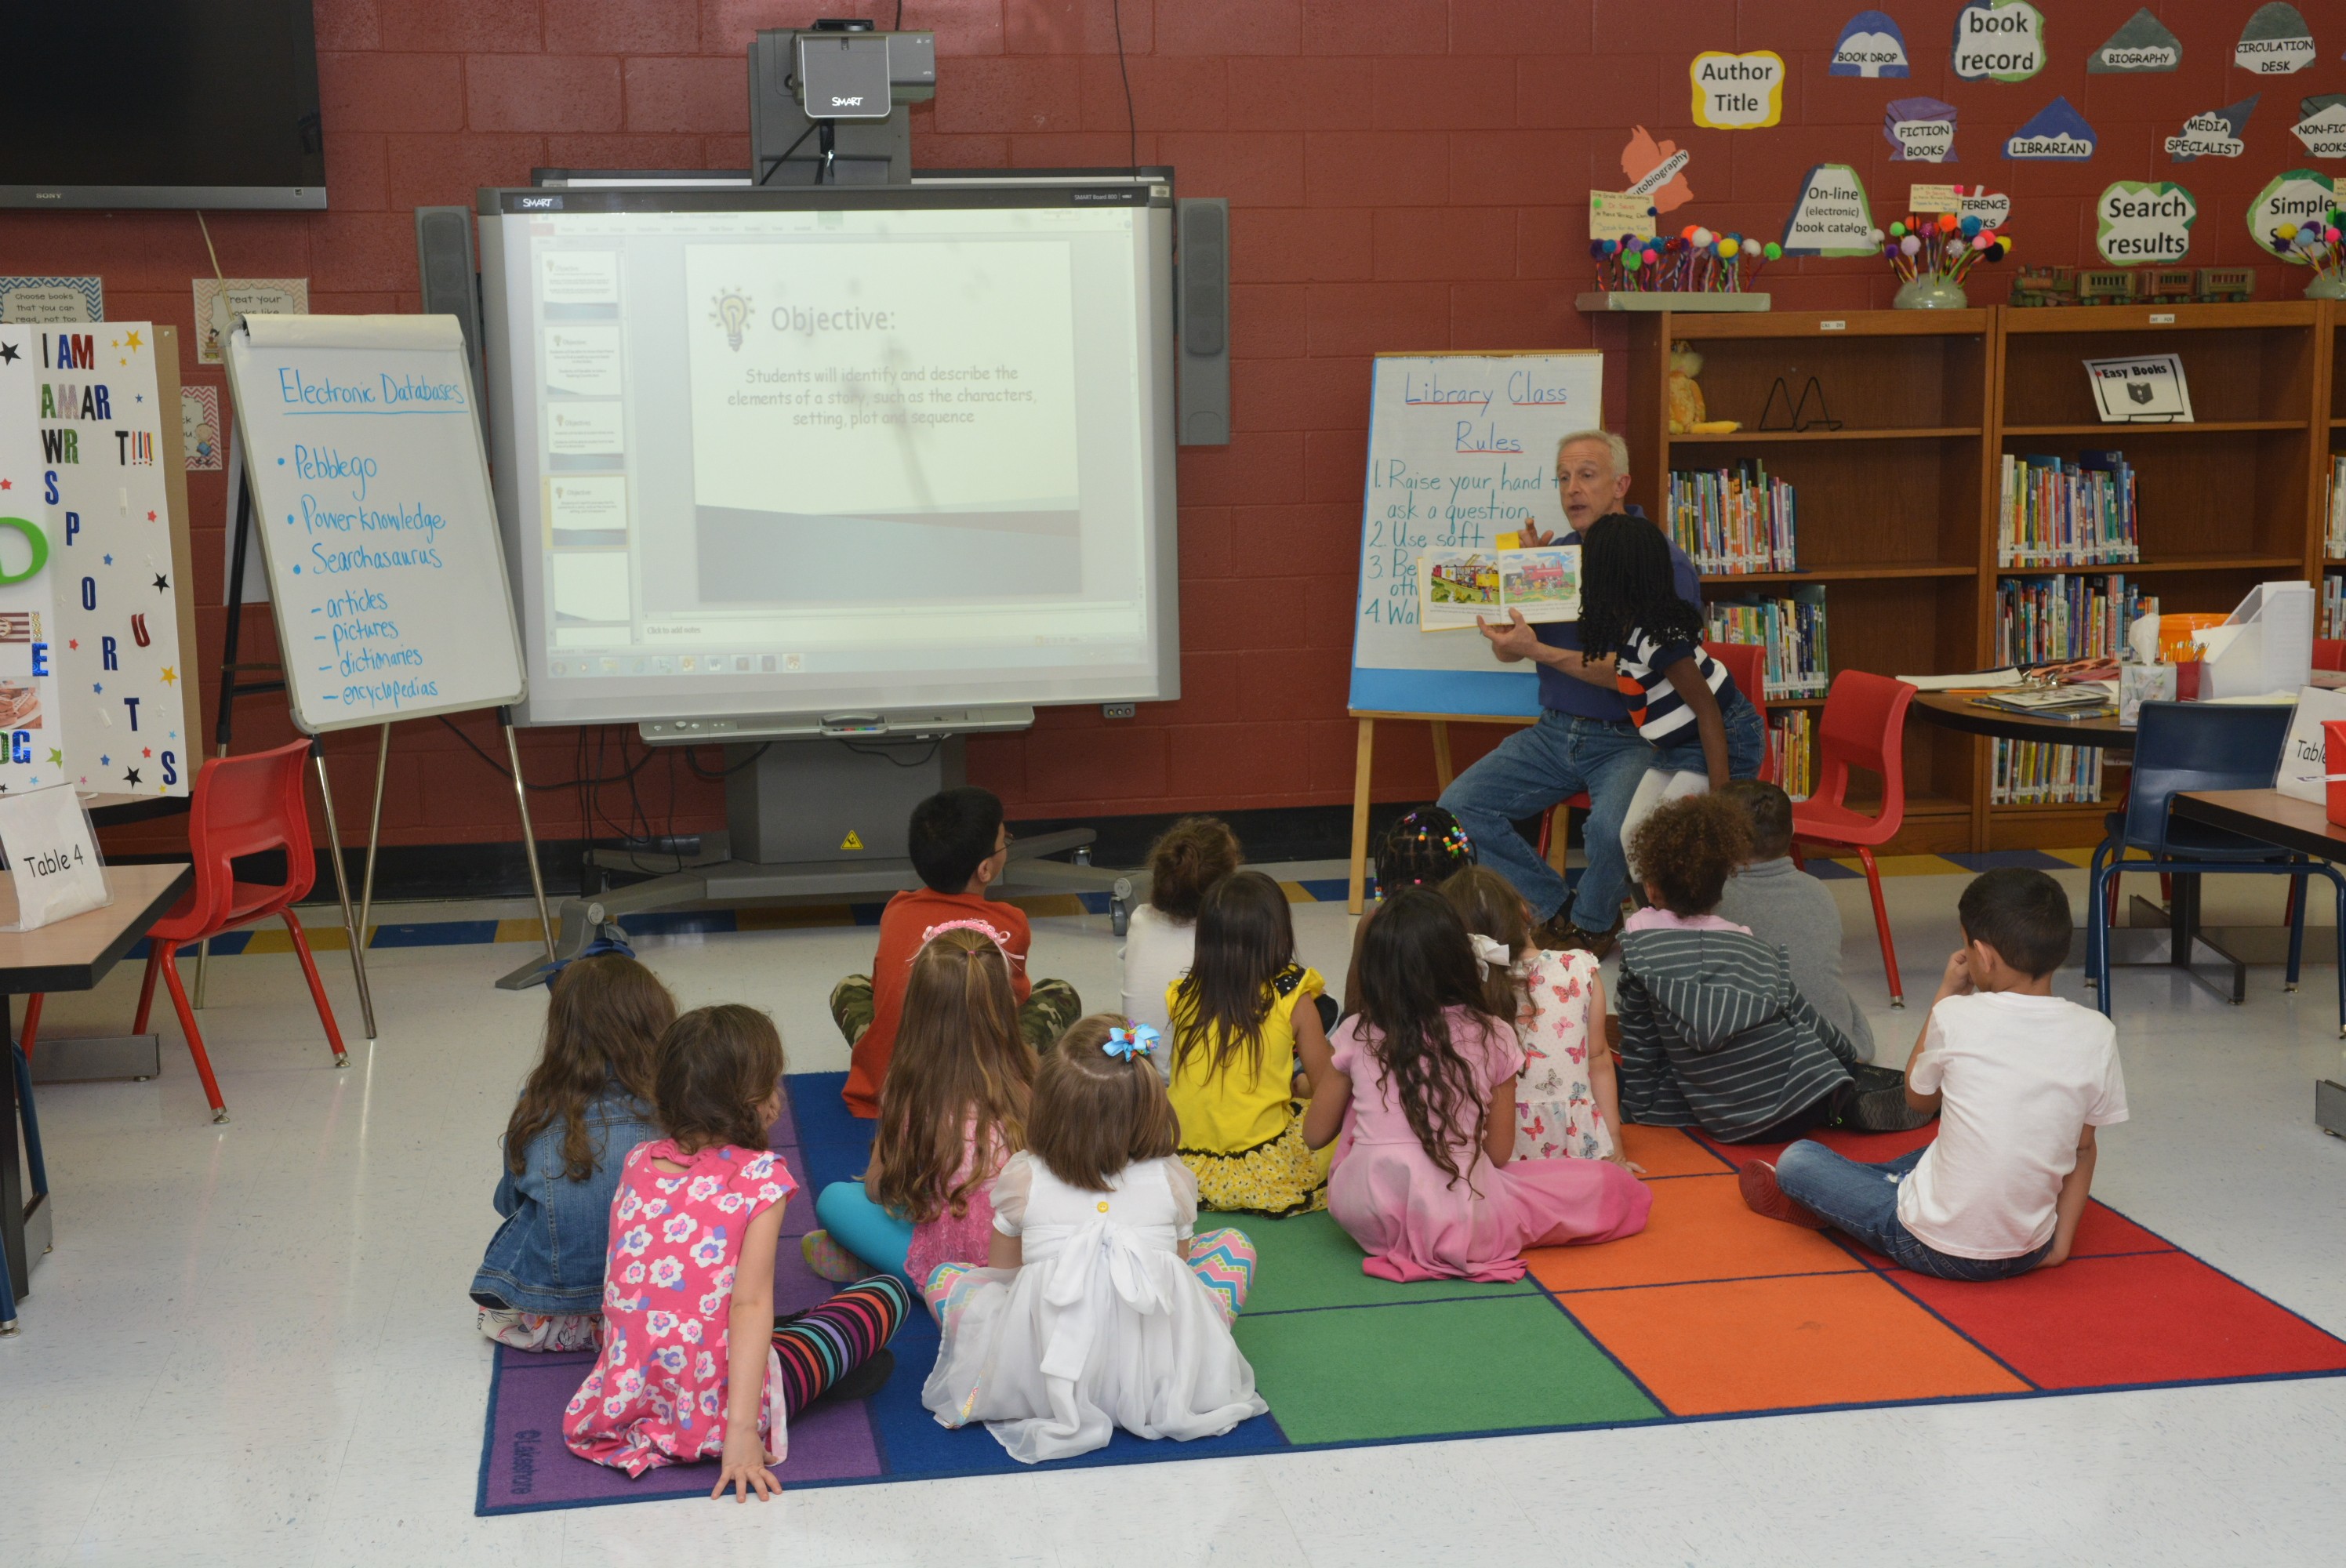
[0, 782, 111, 931]
[2275, 687, 2346, 802]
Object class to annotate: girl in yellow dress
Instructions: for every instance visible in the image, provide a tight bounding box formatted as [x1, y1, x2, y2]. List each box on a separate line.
[1167, 870, 1333, 1216]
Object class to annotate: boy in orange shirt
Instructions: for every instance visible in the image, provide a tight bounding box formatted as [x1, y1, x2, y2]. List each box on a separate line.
[835, 786, 1081, 1116]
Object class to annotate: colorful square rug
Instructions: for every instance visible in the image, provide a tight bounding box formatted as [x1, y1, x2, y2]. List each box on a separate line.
[478, 1073, 2346, 1514]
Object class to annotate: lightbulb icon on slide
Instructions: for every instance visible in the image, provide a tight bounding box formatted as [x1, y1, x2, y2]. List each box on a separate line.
[710, 288, 753, 352]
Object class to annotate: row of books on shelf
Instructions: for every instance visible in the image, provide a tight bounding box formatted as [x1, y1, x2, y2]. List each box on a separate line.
[2326, 572, 2346, 641]
[1767, 710, 1813, 802]
[1996, 452, 2138, 568]
[1669, 462, 1798, 575]
[1991, 739, 2104, 806]
[1996, 575, 2159, 666]
[2327, 454, 2346, 561]
[1706, 587, 1829, 699]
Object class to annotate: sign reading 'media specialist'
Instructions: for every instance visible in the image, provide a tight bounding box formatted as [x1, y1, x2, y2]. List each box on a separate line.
[2097, 181, 2196, 264]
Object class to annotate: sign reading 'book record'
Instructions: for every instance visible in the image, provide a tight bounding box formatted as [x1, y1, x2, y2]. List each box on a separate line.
[1349, 351, 1602, 718]
[224, 314, 525, 732]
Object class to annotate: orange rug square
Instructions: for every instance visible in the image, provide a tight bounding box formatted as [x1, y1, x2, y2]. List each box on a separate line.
[1529, 1172, 1864, 1293]
[1563, 1272, 2030, 1414]
[1615, 1124, 1732, 1177]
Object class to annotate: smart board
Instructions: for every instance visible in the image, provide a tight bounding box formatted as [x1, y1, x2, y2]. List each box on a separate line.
[1349, 351, 1603, 717]
[224, 314, 526, 732]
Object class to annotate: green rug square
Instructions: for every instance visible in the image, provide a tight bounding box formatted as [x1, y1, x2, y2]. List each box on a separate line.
[1237, 1212, 1539, 1313]
[1238, 1294, 1662, 1444]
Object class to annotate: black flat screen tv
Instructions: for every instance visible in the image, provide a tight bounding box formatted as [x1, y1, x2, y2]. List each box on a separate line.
[0, 3, 325, 210]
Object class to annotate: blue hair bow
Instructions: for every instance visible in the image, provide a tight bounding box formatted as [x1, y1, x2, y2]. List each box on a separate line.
[1104, 1024, 1159, 1062]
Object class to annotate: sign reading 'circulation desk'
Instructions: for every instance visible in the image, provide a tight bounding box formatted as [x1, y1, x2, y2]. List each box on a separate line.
[1952, 0, 2046, 83]
[2097, 181, 2197, 265]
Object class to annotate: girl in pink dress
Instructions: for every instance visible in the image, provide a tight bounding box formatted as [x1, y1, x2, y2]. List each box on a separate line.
[1306, 888, 1651, 1283]
[564, 1005, 910, 1502]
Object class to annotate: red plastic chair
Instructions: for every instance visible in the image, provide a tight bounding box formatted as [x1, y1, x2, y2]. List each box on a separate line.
[1534, 640, 1773, 866]
[23, 739, 347, 1122]
[1789, 671, 1917, 1007]
[2315, 638, 2346, 673]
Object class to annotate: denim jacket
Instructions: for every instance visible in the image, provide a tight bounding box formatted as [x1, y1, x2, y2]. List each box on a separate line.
[470, 1087, 662, 1314]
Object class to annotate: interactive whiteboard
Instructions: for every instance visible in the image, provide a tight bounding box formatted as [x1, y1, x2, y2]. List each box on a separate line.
[1349, 351, 1603, 717]
[225, 314, 525, 731]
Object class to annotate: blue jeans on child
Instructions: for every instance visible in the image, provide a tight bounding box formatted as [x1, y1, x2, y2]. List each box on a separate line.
[814, 1181, 917, 1288]
[1649, 688, 1767, 782]
[1439, 712, 1656, 927]
[1773, 1141, 2052, 1281]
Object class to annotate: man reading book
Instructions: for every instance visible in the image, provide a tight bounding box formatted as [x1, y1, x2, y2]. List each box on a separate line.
[1436, 429, 1702, 956]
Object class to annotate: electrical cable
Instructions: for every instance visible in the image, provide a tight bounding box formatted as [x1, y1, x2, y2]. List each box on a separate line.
[684, 742, 775, 780]
[761, 118, 820, 185]
[1110, 1, 1138, 178]
[841, 739, 942, 768]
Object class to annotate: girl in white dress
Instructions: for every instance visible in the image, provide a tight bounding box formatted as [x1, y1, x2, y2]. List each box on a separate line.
[921, 1014, 1268, 1464]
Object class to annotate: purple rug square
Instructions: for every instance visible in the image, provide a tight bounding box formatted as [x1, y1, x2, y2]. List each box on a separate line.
[766, 1090, 799, 1151]
[481, 1351, 883, 1512]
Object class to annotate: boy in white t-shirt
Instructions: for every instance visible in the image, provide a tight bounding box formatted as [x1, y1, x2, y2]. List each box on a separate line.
[1738, 867, 2126, 1280]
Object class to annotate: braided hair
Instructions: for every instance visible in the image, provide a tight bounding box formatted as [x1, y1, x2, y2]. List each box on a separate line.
[1575, 513, 1703, 662]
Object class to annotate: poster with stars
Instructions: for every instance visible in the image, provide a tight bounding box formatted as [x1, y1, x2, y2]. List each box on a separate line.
[0, 325, 62, 796]
[36, 324, 198, 797]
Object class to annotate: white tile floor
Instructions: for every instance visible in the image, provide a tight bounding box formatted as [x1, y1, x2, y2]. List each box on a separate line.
[5, 862, 2346, 1566]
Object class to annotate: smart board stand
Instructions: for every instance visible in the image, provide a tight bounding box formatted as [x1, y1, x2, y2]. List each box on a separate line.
[1345, 710, 1570, 913]
[493, 737, 1136, 990]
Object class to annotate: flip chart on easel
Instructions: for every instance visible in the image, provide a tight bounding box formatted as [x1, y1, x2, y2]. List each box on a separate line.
[1349, 351, 1603, 719]
[223, 314, 524, 733]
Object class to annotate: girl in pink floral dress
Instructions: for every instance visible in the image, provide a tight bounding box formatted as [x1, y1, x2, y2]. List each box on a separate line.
[565, 1006, 909, 1501]
[1444, 868, 1632, 1167]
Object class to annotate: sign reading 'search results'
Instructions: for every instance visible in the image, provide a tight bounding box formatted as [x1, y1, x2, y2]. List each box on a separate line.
[1349, 353, 1602, 717]
[223, 315, 525, 732]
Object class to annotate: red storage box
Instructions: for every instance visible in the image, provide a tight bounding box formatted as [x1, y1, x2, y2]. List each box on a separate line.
[2326, 721, 2346, 828]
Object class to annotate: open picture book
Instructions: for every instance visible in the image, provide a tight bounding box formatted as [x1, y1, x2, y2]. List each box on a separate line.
[1419, 543, 1582, 631]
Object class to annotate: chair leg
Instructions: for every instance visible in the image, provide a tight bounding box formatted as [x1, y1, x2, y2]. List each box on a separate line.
[2089, 859, 2115, 1019]
[132, 948, 165, 1036]
[2086, 839, 2112, 986]
[157, 948, 227, 1123]
[2333, 873, 2346, 1040]
[18, 993, 42, 1062]
[2286, 862, 2308, 993]
[281, 911, 350, 1066]
[1855, 845, 1903, 1007]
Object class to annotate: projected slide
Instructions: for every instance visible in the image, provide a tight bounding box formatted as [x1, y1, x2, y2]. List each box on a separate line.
[481, 188, 1174, 728]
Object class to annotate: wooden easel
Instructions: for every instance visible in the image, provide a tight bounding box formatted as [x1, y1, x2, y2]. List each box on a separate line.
[1345, 710, 1571, 913]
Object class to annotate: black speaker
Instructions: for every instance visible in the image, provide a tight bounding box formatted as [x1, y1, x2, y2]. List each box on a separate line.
[414, 205, 486, 424]
[1176, 197, 1231, 446]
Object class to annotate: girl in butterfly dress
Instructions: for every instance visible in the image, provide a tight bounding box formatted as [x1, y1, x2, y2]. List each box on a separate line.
[564, 1005, 910, 1501]
[921, 1016, 1267, 1464]
[1443, 866, 1636, 1167]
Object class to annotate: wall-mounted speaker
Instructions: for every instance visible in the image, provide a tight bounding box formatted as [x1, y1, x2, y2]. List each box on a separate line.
[1176, 197, 1231, 447]
[414, 205, 486, 428]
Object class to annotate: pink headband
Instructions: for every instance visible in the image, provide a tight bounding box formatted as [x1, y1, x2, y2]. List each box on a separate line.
[917, 919, 1013, 960]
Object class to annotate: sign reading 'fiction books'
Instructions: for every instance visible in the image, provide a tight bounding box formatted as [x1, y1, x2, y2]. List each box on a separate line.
[1886, 97, 1959, 162]
[1952, 0, 2046, 83]
[2097, 181, 2197, 264]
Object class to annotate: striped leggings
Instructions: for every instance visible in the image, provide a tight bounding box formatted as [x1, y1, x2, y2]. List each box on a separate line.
[770, 1274, 910, 1414]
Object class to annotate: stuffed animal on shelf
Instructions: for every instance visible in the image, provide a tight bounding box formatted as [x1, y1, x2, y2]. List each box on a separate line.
[1666, 339, 1738, 434]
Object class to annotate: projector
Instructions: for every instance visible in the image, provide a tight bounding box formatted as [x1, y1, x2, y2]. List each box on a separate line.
[797, 31, 894, 119]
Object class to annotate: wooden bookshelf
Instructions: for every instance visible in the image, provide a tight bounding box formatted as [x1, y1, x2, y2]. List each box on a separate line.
[1624, 310, 1994, 853]
[1616, 301, 2337, 854]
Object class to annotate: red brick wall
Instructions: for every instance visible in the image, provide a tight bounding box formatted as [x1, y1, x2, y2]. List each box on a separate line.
[10, 1, 2322, 852]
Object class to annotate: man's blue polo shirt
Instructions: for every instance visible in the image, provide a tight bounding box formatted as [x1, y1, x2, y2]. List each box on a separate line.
[1533, 519, 1703, 720]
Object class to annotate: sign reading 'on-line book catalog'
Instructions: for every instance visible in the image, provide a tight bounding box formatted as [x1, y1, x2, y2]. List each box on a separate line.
[224, 314, 525, 733]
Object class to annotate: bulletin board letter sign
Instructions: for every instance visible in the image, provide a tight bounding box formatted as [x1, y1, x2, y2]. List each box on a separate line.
[2248, 170, 2340, 262]
[1952, 0, 2046, 84]
[2097, 182, 2197, 265]
[1781, 165, 1877, 257]
[1690, 52, 1785, 129]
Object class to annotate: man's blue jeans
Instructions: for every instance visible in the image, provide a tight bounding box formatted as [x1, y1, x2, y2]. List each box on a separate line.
[1774, 1141, 2052, 1281]
[1438, 711, 1654, 927]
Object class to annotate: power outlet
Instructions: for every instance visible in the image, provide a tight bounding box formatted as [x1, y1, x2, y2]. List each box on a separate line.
[1102, 702, 1136, 720]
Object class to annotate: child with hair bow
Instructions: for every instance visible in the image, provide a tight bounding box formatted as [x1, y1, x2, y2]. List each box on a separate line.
[921, 1014, 1268, 1463]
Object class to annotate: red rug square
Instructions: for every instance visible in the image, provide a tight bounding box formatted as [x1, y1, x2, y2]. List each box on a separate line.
[1902, 1250, 2346, 1389]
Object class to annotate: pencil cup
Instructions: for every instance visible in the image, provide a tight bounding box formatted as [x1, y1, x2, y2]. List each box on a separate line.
[1893, 277, 1968, 310]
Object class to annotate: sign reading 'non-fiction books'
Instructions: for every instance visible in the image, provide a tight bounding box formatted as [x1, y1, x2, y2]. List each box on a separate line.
[1952, 0, 2046, 83]
[2098, 181, 2197, 264]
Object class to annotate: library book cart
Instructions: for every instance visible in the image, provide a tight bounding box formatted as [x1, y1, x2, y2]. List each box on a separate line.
[1603, 299, 2344, 858]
